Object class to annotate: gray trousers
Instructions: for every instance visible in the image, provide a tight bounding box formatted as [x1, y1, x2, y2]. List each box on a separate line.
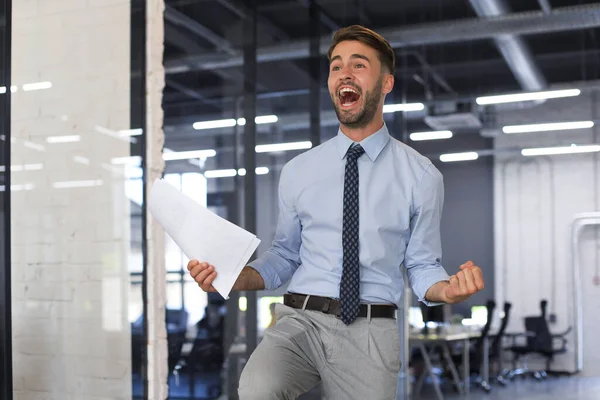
[238, 302, 401, 400]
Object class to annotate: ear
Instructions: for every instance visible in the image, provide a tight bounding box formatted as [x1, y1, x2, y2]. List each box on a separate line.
[382, 73, 394, 95]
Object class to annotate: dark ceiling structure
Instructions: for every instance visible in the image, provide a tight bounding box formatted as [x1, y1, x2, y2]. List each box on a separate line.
[161, 0, 600, 160]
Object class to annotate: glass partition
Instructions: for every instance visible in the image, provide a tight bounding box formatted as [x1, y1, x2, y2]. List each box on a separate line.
[9, 1, 146, 398]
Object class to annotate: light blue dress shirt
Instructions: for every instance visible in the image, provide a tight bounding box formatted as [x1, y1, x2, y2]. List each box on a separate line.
[249, 123, 450, 308]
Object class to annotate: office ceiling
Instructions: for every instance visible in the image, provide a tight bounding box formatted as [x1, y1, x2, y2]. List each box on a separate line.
[162, 0, 600, 154]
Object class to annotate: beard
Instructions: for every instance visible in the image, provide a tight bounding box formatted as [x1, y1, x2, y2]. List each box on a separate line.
[331, 77, 383, 129]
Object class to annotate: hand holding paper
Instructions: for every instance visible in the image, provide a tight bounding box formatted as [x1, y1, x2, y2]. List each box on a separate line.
[148, 178, 261, 299]
[187, 261, 217, 292]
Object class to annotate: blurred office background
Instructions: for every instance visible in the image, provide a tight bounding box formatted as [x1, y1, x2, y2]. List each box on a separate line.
[0, 0, 599, 399]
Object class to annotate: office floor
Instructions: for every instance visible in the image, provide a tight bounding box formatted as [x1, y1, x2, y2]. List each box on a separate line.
[418, 376, 600, 399]
[295, 376, 600, 400]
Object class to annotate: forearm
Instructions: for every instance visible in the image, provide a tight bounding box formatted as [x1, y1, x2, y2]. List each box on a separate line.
[424, 280, 451, 304]
[231, 266, 265, 291]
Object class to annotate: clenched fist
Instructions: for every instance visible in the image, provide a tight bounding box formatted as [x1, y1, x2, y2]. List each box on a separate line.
[443, 260, 484, 304]
[187, 260, 217, 293]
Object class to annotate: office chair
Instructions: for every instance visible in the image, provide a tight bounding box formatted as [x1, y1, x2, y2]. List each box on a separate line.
[489, 302, 512, 385]
[505, 300, 570, 380]
[470, 300, 497, 391]
[173, 307, 225, 398]
[450, 300, 496, 393]
[165, 309, 189, 374]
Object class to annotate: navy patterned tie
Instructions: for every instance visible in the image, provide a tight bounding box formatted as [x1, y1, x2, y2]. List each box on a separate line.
[340, 143, 365, 325]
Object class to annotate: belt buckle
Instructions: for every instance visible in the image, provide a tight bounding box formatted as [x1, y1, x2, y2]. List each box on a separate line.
[321, 298, 331, 314]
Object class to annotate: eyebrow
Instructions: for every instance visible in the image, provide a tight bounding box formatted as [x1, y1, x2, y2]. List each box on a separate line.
[330, 53, 371, 64]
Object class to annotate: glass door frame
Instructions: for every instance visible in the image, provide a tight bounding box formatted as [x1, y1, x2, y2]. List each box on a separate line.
[0, 0, 12, 397]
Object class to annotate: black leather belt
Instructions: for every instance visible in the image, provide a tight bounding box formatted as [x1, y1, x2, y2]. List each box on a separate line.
[284, 293, 397, 319]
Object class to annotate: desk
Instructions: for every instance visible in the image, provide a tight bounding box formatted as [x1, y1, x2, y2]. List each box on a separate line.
[409, 330, 487, 400]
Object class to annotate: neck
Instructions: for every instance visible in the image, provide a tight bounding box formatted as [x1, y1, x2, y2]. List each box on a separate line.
[340, 113, 385, 142]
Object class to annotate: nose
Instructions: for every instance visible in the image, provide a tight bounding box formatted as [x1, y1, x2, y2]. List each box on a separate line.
[339, 65, 353, 81]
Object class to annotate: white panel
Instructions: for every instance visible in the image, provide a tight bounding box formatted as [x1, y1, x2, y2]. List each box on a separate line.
[11, 1, 134, 399]
[494, 93, 600, 374]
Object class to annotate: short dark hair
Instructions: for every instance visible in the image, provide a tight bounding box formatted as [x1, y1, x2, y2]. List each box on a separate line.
[327, 25, 395, 74]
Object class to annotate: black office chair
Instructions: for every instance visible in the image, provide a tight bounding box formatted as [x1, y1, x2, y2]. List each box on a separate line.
[506, 300, 571, 380]
[173, 306, 225, 398]
[449, 300, 496, 392]
[489, 302, 512, 385]
[166, 308, 189, 373]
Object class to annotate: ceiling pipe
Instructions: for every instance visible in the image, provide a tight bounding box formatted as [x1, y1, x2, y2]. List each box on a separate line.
[164, 5, 237, 56]
[538, 0, 552, 14]
[165, 4, 600, 74]
[468, 0, 546, 91]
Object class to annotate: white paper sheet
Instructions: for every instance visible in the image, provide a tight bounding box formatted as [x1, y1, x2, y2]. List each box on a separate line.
[148, 178, 260, 299]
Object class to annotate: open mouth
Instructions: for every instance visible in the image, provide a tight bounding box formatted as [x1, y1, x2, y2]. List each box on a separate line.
[338, 86, 361, 108]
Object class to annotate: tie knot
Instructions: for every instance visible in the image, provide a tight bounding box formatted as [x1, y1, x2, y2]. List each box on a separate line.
[346, 144, 365, 161]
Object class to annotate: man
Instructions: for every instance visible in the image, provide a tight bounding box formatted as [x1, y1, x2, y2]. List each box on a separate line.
[187, 25, 484, 399]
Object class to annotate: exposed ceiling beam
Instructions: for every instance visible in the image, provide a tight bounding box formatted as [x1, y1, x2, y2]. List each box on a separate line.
[163, 6, 267, 88]
[164, 5, 237, 55]
[296, 0, 340, 31]
[355, 0, 373, 26]
[215, 0, 291, 42]
[164, 24, 206, 54]
[163, 48, 600, 109]
[469, 0, 546, 91]
[164, 21, 249, 84]
[165, 4, 600, 74]
[165, 78, 209, 103]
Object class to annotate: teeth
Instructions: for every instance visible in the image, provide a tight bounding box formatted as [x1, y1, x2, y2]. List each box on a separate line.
[339, 87, 359, 96]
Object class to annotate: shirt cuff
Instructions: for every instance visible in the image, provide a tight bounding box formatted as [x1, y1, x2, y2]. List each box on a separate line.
[413, 268, 451, 307]
[248, 255, 283, 291]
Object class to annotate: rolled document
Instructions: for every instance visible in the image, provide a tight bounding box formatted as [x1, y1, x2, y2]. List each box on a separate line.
[148, 178, 260, 299]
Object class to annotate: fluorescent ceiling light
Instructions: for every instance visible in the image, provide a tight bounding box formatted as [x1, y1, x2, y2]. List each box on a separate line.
[0, 183, 35, 192]
[23, 163, 43, 171]
[410, 130, 453, 141]
[46, 135, 81, 143]
[53, 179, 103, 189]
[503, 121, 594, 134]
[522, 144, 600, 157]
[22, 81, 52, 91]
[1, 86, 18, 93]
[255, 141, 312, 153]
[163, 149, 216, 161]
[192, 115, 280, 130]
[94, 125, 136, 143]
[3, 163, 44, 172]
[204, 167, 270, 178]
[383, 103, 424, 113]
[439, 152, 479, 162]
[476, 89, 581, 105]
[111, 156, 142, 165]
[204, 169, 237, 178]
[237, 115, 279, 125]
[119, 128, 143, 136]
[23, 140, 46, 152]
[193, 119, 236, 130]
[238, 167, 269, 176]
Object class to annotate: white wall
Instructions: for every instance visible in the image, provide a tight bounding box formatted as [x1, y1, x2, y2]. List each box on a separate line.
[11, 1, 135, 398]
[494, 92, 600, 374]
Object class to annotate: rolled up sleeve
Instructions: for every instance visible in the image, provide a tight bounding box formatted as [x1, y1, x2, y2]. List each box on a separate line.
[248, 162, 301, 290]
[405, 164, 450, 306]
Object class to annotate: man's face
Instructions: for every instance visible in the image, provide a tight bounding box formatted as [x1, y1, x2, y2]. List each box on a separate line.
[328, 40, 391, 129]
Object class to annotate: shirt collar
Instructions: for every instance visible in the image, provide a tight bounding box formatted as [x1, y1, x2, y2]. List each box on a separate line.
[335, 123, 391, 162]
